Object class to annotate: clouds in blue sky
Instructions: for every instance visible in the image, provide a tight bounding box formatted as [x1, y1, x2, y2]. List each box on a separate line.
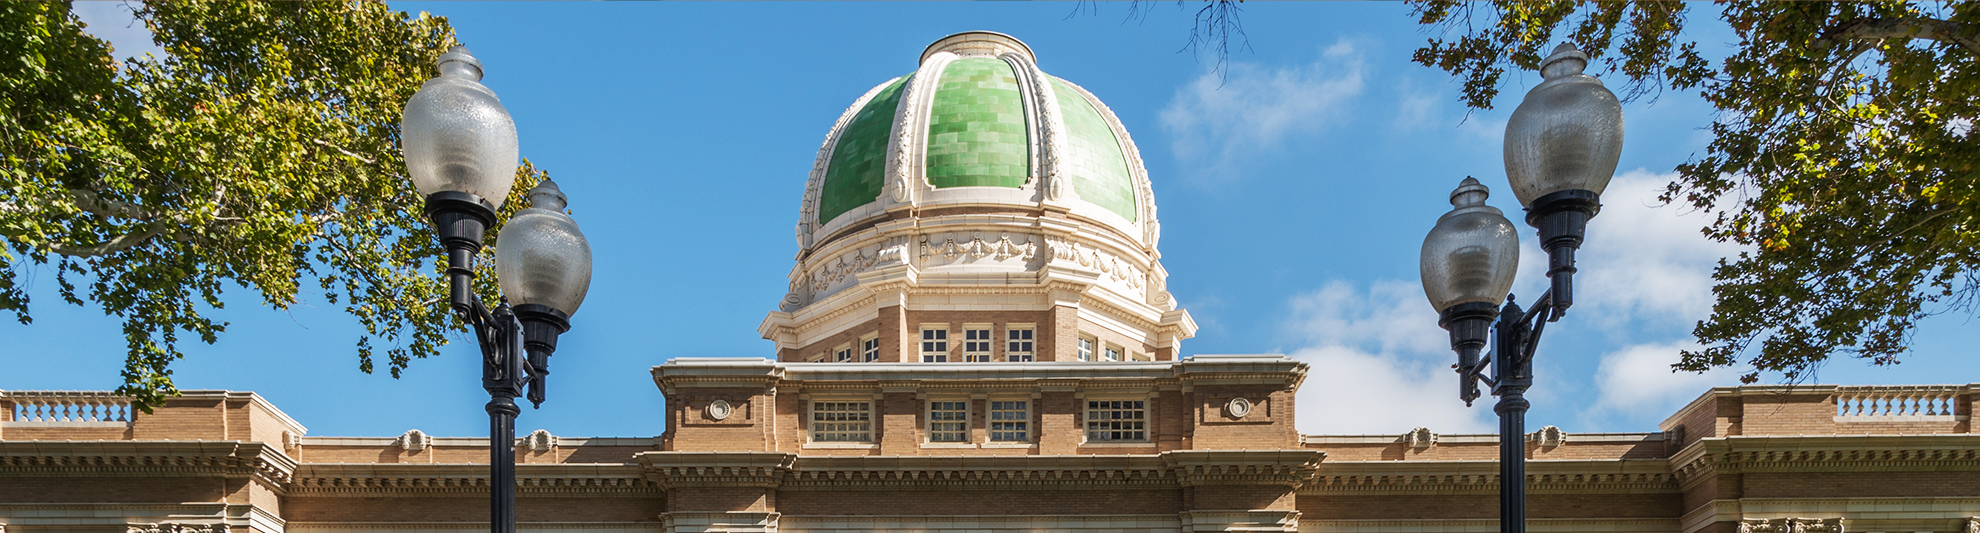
[1281, 172, 1744, 435]
[1160, 40, 1366, 183]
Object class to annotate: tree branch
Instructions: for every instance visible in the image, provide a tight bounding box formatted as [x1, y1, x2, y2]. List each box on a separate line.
[48, 222, 168, 258]
[1816, 17, 1980, 53]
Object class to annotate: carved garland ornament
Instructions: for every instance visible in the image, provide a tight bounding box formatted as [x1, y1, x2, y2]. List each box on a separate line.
[1046, 237, 1144, 289]
[920, 233, 1038, 262]
[1739, 518, 1844, 533]
[128, 524, 226, 533]
[1405, 427, 1437, 450]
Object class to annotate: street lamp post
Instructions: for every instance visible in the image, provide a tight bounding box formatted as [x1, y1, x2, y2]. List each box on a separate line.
[400, 46, 594, 533]
[1420, 43, 1622, 533]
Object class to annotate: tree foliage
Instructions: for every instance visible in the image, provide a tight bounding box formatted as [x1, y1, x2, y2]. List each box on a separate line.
[1, 1, 544, 410]
[1411, 2, 1979, 383]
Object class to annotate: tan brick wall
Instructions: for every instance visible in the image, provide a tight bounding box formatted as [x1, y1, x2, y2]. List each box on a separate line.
[132, 396, 227, 440]
[1298, 493, 1678, 519]
[1188, 386, 1298, 450]
[775, 489, 1182, 515]
[668, 487, 770, 513]
[1738, 392, 1832, 436]
[667, 387, 775, 452]
[1047, 304, 1079, 361]
[1075, 316, 1157, 361]
[785, 316, 884, 362]
[1743, 471, 1980, 498]
[0, 426, 131, 440]
[1189, 486, 1296, 511]
[285, 496, 664, 522]
[901, 310, 1052, 362]
[0, 476, 225, 503]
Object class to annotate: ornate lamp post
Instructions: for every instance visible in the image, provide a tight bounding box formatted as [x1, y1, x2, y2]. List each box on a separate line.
[1420, 43, 1622, 533]
[400, 46, 594, 533]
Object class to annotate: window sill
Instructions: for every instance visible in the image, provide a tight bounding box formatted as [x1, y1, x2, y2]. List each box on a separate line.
[980, 442, 1037, 449]
[921, 442, 977, 449]
[804, 442, 878, 449]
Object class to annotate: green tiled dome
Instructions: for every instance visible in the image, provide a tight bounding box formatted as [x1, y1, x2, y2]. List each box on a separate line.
[808, 32, 1150, 239]
[924, 58, 1030, 189]
[818, 76, 907, 226]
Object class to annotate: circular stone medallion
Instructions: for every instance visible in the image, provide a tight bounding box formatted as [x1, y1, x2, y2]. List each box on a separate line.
[707, 399, 733, 421]
[1226, 397, 1253, 419]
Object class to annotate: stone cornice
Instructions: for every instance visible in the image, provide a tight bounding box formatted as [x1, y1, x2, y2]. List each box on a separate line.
[1301, 459, 1678, 495]
[1165, 450, 1323, 487]
[1669, 435, 1980, 482]
[0, 441, 294, 489]
[638, 451, 796, 490]
[290, 463, 657, 497]
[634, 450, 1326, 492]
[652, 355, 1307, 393]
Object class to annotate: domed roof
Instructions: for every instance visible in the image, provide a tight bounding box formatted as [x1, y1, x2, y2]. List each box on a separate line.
[797, 31, 1159, 254]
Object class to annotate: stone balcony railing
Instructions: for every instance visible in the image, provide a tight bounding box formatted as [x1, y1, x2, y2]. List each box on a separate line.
[1659, 383, 1976, 448]
[1834, 384, 1966, 422]
[0, 390, 133, 426]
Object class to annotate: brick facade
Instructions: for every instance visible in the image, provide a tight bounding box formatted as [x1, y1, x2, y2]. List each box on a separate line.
[2, 379, 1974, 533]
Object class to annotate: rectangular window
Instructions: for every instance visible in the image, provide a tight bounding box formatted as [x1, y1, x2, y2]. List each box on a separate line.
[927, 400, 969, 442]
[1077, 335, 1095, 362]
[921, 325, 949, 363]
[811, 401, 871, 442]
[807, 352, 825, 363]
[989, 400, 1029, 442]
[1006, 326, 1034, 362]
[963, 325, 992, 362]
[834, 343, 853, 362]
[1085, 400, 1147, 442]
[861, 335, 880, 362]
[1104, 343, 1123, 362]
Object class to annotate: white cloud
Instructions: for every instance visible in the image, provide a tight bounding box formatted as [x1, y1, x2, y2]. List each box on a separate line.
[1565, 170, 1743, 328]
[1160, 40, 1365, 181]
[1588, 342, 1737, 419]
[70, 1, 164, 62]
[1284, 280, 1494, 435]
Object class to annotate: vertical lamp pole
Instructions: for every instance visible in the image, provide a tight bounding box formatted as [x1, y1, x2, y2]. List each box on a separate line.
[400, 46, 595, 533]
[1420, 43, 1622, 533]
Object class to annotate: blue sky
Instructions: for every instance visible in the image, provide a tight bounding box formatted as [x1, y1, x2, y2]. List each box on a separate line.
[11, 2, 1974, 440]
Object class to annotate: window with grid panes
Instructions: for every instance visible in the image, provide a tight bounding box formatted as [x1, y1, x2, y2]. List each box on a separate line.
[1104, 344, 1122, 362]
[920, 327, 948, 362]
[1085, 400, 1146, 442]
[861, 336, 880, 362]
[927, 401, 969, 442]
[811, 401, 871, 442]
[833, 344, 852, 362]
[963, 326, 992, 362]
[1006, 327, 1034, 362]
[1077, 335, 1095, 361]
[989, 400, 1029, 442]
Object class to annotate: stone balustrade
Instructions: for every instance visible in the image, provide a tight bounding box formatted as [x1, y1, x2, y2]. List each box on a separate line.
[1835, 385, 1965, 421]
[0, 390, 132, 424]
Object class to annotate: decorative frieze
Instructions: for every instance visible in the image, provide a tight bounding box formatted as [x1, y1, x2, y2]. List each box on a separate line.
[919, 232, 1038, 263]
[128, 523, 227, 533]
[1739, 518, 1844, 533]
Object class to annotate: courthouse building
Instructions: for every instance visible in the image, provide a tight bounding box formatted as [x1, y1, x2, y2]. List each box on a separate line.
[2, 31, 1976, 533]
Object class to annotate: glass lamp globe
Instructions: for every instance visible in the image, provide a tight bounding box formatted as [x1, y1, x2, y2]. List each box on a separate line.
[1502, 43, 1624, 207]
[1420, 178, 1520, 313]
[400, 46, 519, 208]
[495, 180, 592, 316]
